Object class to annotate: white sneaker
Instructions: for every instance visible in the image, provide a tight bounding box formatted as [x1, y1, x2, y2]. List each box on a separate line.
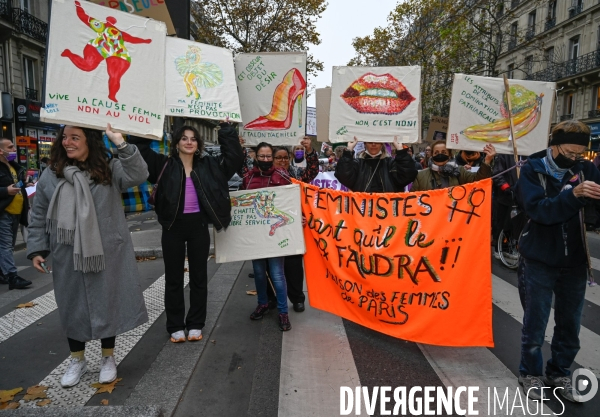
[188, 329, 203, 341]
[61, 357, 88, 388]
[170, 330, 186, 343]
[99, 356, 117, 384]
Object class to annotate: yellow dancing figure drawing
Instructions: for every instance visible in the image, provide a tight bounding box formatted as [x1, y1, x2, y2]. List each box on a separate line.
[175, 46, 223, 100]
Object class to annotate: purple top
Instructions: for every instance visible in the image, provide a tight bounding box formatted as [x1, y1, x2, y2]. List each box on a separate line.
[183, 177, 200, 213]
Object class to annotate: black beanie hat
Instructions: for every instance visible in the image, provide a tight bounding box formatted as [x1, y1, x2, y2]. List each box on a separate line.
[550, 130, 590, 147]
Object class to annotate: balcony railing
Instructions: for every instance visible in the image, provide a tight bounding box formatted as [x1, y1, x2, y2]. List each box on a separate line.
[25, 88, 37, 101]
[511, 0, 520, 9]
[529, 49, 600, 82]
[0, 2, 48, 43]
[545, 17, 556, 31]
[560, 114, 574, 121]
[525, 25, 536, 41]
[569, 5, 584, 19]
[588, 109, 600, 118]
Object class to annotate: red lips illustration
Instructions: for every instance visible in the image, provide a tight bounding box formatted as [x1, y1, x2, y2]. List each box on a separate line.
[341, 73, 415, 115]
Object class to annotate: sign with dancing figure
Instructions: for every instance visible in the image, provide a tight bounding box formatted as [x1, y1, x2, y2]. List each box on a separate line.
[447, 74, 555, 156]
[329, 66, 422, 143]
[235, 52, 307, 146]
[214, 184, 305, 263]
[165, 38, 242, 122]
[41, 0, 167, 139]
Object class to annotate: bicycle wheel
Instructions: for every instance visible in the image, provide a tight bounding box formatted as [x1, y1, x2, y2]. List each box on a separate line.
[497, 229, 519, 269]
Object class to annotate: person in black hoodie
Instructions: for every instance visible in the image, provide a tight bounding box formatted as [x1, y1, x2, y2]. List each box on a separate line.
[515, 120, 600, 402]
[335, 136, 418, 193]
[0, 138, 32, 289]
[129, 122, 243, 343]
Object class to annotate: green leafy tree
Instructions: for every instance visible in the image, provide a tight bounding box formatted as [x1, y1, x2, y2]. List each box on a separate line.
[192, 0, 327, 77]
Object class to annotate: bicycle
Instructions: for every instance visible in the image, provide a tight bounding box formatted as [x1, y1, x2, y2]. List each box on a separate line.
[497, 205, 526, 269]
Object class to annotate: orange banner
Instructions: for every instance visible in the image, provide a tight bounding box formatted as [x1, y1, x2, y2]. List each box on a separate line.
[298, 178, 494, 347]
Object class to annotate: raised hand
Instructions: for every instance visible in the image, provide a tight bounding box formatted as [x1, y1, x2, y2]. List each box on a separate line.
[347, 137, 359, 151]
[105, 123, 125, 147]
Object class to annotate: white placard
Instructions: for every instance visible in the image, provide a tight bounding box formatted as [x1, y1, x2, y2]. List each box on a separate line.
[329, 66, 422, 143]
[447, 74, 555, 156]
[41, 0, 166, 139]
[306, 107, 317, 136]
[309, 172, 349, 191]
[235, 53, 307, 146]
[165, 38, 242, 122]
[214, 184, 305, 263]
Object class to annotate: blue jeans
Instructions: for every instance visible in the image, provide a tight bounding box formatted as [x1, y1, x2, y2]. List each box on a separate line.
[252, 257, 288, 314]
[0, 211, 19, 276]
[518, 257, 587, 378]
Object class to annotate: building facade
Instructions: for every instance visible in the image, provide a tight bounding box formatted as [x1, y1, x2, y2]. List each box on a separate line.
[495, 0, 600, 144]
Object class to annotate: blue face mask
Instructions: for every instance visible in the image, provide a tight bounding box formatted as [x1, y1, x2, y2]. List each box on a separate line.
[294, 150, 304, 162]
[5, 151, 16, 162]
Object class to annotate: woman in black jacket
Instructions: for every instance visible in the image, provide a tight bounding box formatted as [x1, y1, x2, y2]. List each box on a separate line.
[129, 123, 243, 343]
[335, 136, 418, 193]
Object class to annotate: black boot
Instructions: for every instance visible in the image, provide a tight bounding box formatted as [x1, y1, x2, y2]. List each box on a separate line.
[8, 274, 32, 290]
[0, 271, 8, 285]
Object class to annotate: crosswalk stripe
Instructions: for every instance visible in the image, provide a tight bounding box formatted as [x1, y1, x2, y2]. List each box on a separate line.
[418, 344, 551, 415]
[278, 299, 361, 416]
[0, 290, 57, 344]
[20, 272, 187, 408]
[492, 274, 600, 378]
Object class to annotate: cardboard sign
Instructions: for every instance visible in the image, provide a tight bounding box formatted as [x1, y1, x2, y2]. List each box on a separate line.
[425, 116, 448, 143]
[310, 172, 349, 191]
[165, 38, 241, 122]
[299, 179, 494, 347]
[214, 184, 305, 263]
[447, 74, 555, 156]
[41, 0, 167, 139]
[306, 106, 317, 136]
[316, 87, 331, 142]
[89, 0, 176, 35]
[235, 53, 308, 146]
[329, 66, 422, 143]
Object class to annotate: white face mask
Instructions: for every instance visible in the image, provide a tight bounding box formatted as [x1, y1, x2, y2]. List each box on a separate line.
[367, 149, 382, 157]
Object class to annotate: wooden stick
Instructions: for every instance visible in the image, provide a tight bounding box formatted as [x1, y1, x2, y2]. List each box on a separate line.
[503, 75, 520, 178]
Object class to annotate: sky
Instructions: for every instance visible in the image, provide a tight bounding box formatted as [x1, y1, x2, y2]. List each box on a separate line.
[307, 0, 400, 107]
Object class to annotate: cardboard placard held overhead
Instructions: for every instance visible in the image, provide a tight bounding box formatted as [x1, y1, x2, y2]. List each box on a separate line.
[425, 116, 448, 143]
[165, 38, 242, 122]
[214, 184, 305, 263]
[235, 52, 307, 146]
[329, 66, 422, 143]
[41, 0, 166, 139]
[89, 0, 176, 35]
[447, 74, 555, 156]
[316, 87, 331, 142]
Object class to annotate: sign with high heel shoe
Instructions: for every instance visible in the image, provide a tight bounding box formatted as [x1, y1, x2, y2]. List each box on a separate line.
[235, 53, 308, 146]
[41, 0, 166, 139]
[164, 38, 242, 122]
[214, 184, 305, 263]
[329, 66, 422, 143]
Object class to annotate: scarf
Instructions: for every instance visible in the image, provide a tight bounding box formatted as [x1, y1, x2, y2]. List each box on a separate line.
[543, 147, 570, 181]
[428, 158, 461, 178]
[46, 165, 105, 273]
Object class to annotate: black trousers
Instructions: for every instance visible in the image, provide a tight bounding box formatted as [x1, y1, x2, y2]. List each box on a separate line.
[267, 254, 305, 304]
[492, 200, 511, 247]
[68, 336, 115, 352]
[162, 215, 210, 334]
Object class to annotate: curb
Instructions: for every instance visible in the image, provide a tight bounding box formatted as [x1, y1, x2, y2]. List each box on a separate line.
[0, 405, 163, 417]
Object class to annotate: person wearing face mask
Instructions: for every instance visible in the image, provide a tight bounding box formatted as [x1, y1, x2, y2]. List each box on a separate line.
[514, 120, 600, 402]
[242, 143, 293, 330]
[129, 122, 243, 343]
[0, 138, 32, 289]
[274, 137, 319, 183]
[455, 150, 486, 169]
[335, 136, 418, 193]
[411, 140, 495, 192]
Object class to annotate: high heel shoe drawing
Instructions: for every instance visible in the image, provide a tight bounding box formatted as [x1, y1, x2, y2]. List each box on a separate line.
[244, 68, 306, 130]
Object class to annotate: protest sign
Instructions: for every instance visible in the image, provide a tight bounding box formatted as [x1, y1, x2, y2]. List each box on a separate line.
[235, 52, 307, 146]
[165, 38, 242, 122]
[425, 116, 448, 143]
[316, 87, 331, 142]
[329, 66, 421, 144]
[41, 0, 166, 139]
[310, 172, 348, 191]
[214, 184, 305, 263]
[89, 0, 176, 35]
[307, 107, 317, 136]
[447, 74, 555, 156]
[298, 179, 494, 347]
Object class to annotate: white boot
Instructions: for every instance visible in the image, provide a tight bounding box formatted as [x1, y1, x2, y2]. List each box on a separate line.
[99, 355, 117, 384]
[61, 357, 88, 388]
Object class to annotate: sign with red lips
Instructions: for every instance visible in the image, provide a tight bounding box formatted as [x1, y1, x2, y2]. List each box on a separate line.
[329, 66, 422, 144]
